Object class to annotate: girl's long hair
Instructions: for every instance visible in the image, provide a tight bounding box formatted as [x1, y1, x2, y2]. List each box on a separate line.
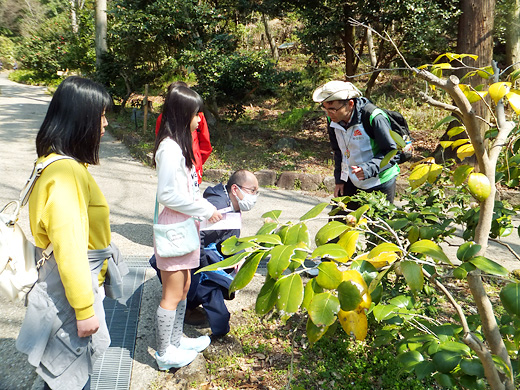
[153, 85, 202, 169]
[36, 76, 112, 164]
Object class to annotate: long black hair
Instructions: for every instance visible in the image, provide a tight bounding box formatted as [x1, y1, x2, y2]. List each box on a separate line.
[153, 85, 202, 169]
[36, 76, 112, 164]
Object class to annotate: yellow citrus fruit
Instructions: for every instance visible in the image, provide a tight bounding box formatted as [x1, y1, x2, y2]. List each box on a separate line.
[467, 172, 491, 202]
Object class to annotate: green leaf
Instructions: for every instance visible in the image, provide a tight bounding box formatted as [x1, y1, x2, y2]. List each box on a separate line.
[337, 281, 362, 311]
[368, 242, 402, 258]
[434, 373, 457, 387]
[284, 223, 311, 246]
[268, 245, 300, 278]
[459, 376, 486, 390]
[390, 130, 406, 148]
[389, 295, 413, 309]
[381, 149, 398, 168]
[306, 317, 328, 345]
[337, 230, 359, 259]
[433, 350, 462, 373]
[351, 205, 370, 222]
[500, 282, 520, 317]
[414, 361, 436, 380]
[408, 239, 451, 264]
[239, 234, 282, 245]
[276, 273, 303, 320]
[230, 252, 263, 293]
[457, 242, 482, 262]
[315, 221, 349, 246]
[469, 256, 509, 276]
[433, 115, 457, 130]
[453, 262, 477, 279]
[316, 261, 343, 289]
[312, 244, 349, 262]
[491, 354, 512, 377]
[300, 202, 329, 221]
[400, 261, 424, 292]
[439, 341, 471, 356]
[255, 277, 278, 315]
[196, 251, 249, 273]
[261, 210, 282, 220]
[303, 278, 323, 310]
[453, 165, 474, 186]
[397, 350, 424, 371]
[221, 236, 256, 255]
[388, 218, 409, 231]
[308, 292, 340, 327]
[256, 222, 278, 235]
[372, 304, 398, 322]
[460, 358, 485, 377]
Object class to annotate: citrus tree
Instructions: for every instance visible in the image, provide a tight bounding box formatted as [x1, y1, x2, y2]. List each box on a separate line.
[198, 52, 520, 389]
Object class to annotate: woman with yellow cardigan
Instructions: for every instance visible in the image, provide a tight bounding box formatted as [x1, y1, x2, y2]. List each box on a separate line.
[16, 77, 125, 390]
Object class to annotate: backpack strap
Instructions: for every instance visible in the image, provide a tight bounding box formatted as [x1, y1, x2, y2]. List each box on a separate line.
[362, 102, 391, 139]
[19, 155, 75, 207]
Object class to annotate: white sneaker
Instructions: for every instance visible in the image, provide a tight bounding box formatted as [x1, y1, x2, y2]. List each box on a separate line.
[155, 345, 197, 371]
[178, 335, 211, 352]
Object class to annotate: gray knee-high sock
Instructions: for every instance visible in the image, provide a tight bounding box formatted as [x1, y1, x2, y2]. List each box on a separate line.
[156, 305, 176, 356]
[171, 299, 187, 347]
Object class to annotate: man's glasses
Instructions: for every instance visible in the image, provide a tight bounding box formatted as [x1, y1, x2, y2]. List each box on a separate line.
[238, 185, 259, 195]
[321, 102, 347, 114]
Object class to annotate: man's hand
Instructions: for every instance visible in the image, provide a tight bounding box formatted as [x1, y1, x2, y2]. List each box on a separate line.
[334, 183, 345, 198]
[351, 166, 364, 180]
[77, 315, 100, 338]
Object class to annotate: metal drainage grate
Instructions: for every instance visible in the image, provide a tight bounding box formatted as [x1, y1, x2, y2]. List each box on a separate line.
[91, 257, 149, 390]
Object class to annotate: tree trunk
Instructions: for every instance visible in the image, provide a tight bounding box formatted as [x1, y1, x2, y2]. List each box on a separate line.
[506, 0, 520, 71]
[262, 13, 279, 62]
[95, 0, 108, 68]
[70, 0, 78, 34]
[343, 8, 355, 77]
[367, 28, 377, 68]
[456, 0, 495, 128]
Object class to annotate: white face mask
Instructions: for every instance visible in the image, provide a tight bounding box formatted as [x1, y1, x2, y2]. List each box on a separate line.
[236, 186, 258, 211]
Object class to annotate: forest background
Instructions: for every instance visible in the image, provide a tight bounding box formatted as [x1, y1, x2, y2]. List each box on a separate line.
[1, 0, 516, 182]
[2, 1, 520, 390]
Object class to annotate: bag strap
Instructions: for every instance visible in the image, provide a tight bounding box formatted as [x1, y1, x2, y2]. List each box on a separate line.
[19, 155, 75, 207]
[154, 196, 160, 224]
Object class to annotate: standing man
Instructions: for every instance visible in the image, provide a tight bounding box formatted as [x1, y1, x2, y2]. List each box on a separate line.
[187, 169, 259, 338]
[313, 80, 399, 207]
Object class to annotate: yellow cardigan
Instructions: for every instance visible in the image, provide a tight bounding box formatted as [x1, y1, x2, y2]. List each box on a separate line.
[29, 153, 111, 320]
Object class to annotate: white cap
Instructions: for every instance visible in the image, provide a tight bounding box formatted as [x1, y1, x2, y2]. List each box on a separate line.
[312, 80, 362, 103]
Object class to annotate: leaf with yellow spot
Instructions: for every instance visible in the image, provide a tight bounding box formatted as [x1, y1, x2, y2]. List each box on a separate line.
[409, 164, 431, 190]
[457, 144, 475, 161]
[440, 141, 453, 149]
[342, 270, 368, 293]
[451, 138, 469, 150]
[489, 82, 511, 104]
[453, 165, 474, 186]
[337, 230, 359, 259]
[365, 252, 399, 268]
[459, 84, 488, 103]
[428, 164, 443, 184]
[338, 309, 368, 341]
[447, 126, 466, 138]
[476, 66, 494, 79]
[506, 90, 520, 114]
